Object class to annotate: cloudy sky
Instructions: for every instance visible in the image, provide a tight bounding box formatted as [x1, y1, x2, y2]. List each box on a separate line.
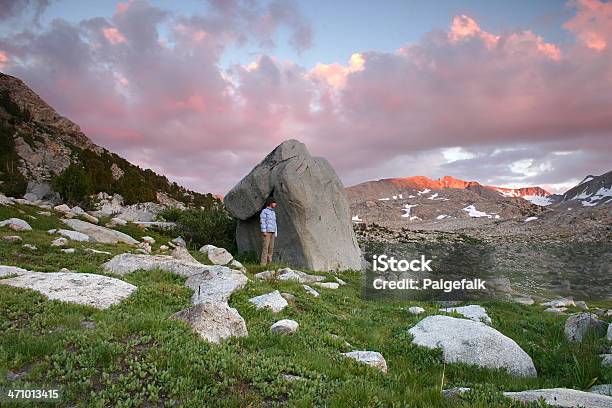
[1, 0, 610, 195]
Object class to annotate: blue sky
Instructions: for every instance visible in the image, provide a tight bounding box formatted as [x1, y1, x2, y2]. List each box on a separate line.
[34, 0, 576, 69]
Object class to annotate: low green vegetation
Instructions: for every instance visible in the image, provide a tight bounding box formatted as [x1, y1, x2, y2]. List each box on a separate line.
[0, 202, 611, 407]
[157, 207, 236, 252]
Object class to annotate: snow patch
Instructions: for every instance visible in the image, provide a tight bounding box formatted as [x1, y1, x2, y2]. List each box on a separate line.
[524, 217, 538, 222]
[401, 204, 419, 219]
[352, 215, 363, 223]
[462, 205, 492, 218]
[523, 195, 553, 206]
[427, 193, 439, 200]
[436, 214, 450, 220]
[417, 188, 431, 195]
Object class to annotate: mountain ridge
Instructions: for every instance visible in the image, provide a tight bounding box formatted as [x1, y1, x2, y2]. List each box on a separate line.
[0, 72, 218, 208]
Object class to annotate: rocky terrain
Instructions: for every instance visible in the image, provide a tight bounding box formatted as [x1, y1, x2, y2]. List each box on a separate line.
[1, 195, 611, 407]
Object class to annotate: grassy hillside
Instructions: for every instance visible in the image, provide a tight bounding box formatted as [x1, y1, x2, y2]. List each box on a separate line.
[0, 202, 611, 407]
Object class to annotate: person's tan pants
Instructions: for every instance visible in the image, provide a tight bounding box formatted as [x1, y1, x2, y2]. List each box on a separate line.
[260, 232, 275, 265]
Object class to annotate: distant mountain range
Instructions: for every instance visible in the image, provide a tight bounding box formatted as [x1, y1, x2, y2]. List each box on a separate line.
[0, 72, 218, 208]
[346, 172, 611, 226]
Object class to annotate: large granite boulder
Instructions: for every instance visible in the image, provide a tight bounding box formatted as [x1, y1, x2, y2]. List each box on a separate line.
[408, 315, 537, 377]
[0, 271, 136, 309]
[62, 219, 138, 245]
[224, 140, 362, 271]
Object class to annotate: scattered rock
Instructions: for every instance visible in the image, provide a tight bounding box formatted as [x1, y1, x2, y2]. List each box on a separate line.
[282, 374, 304, 382]
[171, 246, 198, 263]
[564, 313, 608, 342]
[224, 139, 362, 271]
[254, 268, 325, 283]
[71, 206, 86, 216]
[51, 237, 68, 247]
[172, 236, 186, 247]
[81, 213, 99, 224]
[0, 271, 136, 309]
[407, 306, 425, 315]
[249, 290, 288, 313]
[440, 305, 492, 324]
[172, 302, 248, 343]
[575, 301, 589, 310]
[62, 219, 138, 245]
[103, 253, 203, 276]
[281, 292, 295, 302]
[0, 265, 29, 277]
[270, 319, 299, 334]
[185, 268, 248, 305]
[37, 211, 51, 216]
[0, 218, 32, 231]
[504, 388, 612, 408]
[590, 385, 612, 396]
[62, 248, 76, 254]
[53, 204, 72, 214]
[303, 285, 320, 297]
[342, 351, 388, 373]
[142, 236, 155, 244]
[542, 298, 575, 308]
[2, 235, 22, 243]
[22, 244, 37, 250]
[159, 245, 169, 251]
[108, 217, 128, 227]
[137, 242, 152, 254]
[408, 315, 537, 377]
[313, 282, 339, 290]
[608, 324, 612, 341]
[58, 229, 91, 242]
[47, 229, 57, 234]
[335, 277, 347, 285]
[199, 244, 233, 265]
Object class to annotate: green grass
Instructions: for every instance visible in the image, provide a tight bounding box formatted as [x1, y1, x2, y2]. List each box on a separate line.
[1, 203, 611, 406]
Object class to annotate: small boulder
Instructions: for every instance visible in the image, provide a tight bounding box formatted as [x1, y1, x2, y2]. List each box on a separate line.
[575, 301, 589, 310]
[601, 354, 612, 368]
[71, 206, 86, 216]
[0, 218, 32, 231]
[58, 229, 91, 242]
[313, 282, 339, 290]
[504, 388, 612, 408]
[335, 277, 347, 285]
[159, 244, 169, 251]
[62, 248, 76, 254]
[172, 302, 248, 343]
[62, 219, 138, 245]
[142, 236, 156, 244]
[171, 246, 199, 263]
[200, 245, 233, 265]
[172, 236, 186, 247]
[254, 268, 325, 283]
[440, 305, 492, 324]
[2, 235, 22, 243]
[53, 204, 72, 214]
[51, 237, 68, 247]
[545, 307, 568, 314]
[303, 285, 320, 297]
[513, 297, 534, 306]
[342, 351, 387, 373]
[407, 306, 425, 315]
[249, 290, 288, 313]
[409, 315, 537, 377]
[270, 319, 299, 334]
[542, 298, 575, 308]
[81, 213, 99, 224]
[22, 244, 37, 250]
[564, 313, 608, 342]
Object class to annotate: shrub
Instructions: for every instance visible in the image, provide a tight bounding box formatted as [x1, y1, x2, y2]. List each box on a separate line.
[52, 163, 94, 206]
[162, 207, 236, 252]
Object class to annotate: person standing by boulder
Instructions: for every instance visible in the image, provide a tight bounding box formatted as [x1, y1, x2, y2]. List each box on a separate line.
[260, 198, 277, 265]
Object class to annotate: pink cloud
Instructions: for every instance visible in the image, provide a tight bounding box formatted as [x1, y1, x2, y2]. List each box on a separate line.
[0, 50, 7, 68]
[1, 0, 610, 195]
[102, 27, 126, 44]
[565, 0, 612, 51]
